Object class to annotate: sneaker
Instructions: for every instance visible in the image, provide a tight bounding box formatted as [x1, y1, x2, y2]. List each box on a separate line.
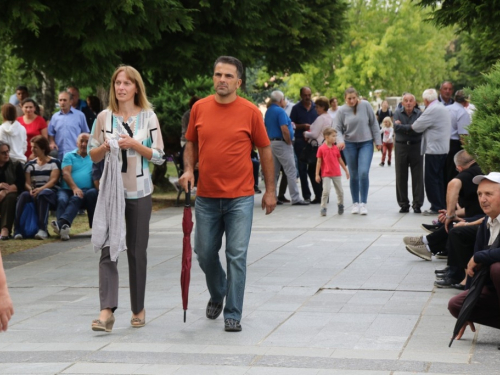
[34, 230, 48, 240]
[403, 236, 424, 247]
[338, 204, 344, 215]
[224, 318, 242, 332]
[421, 223, 441, 233]
[422, 209, 439, 216]
[379, 162, 384, 167]
[413, 207, 422, 214]
[14, 233, 23, 240]
[351, 203, 359, 214]
[405, 244, 432, 261]
[360, 203, 368, 215]
[60, 224, 70, 241]
[51, 220, 60, 235]
[320, 208, 327, 216]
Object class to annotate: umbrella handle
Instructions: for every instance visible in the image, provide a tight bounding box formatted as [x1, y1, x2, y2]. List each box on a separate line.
[185, 181, 191, 206]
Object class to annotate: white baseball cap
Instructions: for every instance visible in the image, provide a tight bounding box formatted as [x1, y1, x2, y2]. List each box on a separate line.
[473, 172, 500, 185]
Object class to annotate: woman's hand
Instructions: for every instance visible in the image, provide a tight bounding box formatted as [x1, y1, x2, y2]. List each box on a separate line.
[337, 142, 345, 151]
[118, 134, 139, 150]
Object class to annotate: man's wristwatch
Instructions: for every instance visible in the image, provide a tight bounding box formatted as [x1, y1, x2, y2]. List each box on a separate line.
[445, 214, 457, 220]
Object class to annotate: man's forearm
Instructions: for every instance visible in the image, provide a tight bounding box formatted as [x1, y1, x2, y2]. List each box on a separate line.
[183, 141, 198, 173]
[281, 126, 291, 145]
[446, 180, 461, 217]
[258, 145, 275, 194]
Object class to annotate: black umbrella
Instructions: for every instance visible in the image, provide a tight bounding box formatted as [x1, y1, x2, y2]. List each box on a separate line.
[449, 267, 489, 347]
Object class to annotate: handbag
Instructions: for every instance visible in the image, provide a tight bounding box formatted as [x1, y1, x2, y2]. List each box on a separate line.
[299, 139, 319, 165]
[20, 201, 39, 238]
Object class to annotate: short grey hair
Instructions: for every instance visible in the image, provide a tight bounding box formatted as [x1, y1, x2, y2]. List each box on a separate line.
[422, 89, 438, 102]
[0, 140, 11, 151]
[402, 93, 416, 101]
[270, 90, 285, 103]
[59, 91, 73, 101]
[454, 150, 474, 167]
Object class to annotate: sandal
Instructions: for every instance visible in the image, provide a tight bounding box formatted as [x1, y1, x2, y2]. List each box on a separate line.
[131, 310, 146, 328]
[91, 314, 115, 332]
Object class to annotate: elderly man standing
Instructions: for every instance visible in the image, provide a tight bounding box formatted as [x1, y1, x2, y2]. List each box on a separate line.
[265, 90, 308, 206]
[48, 91, 89, 161]
[290, 87, 318, 203]
[401, 89, 451, 215]
[438, 81, 454, 106]
[67, 86, 96, 130]
[393, 93, 423, 213]
[179, 56, 276, 332]
[448, 172, 500, 341]
[446, 90, 471, 183]
[51, 133, 97, 241]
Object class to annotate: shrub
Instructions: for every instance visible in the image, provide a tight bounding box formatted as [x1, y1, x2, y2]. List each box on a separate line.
[464, 62, 500, 173]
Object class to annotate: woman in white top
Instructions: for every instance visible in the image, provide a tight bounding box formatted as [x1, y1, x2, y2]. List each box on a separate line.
[304, 97, 333, 203]
[89, 65, 165, 332]
[0, 104, 27, 163]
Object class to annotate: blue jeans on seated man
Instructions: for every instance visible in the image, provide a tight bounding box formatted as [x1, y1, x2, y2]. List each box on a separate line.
[194, 195, 254, 322]
[343, 140, 374, 204]
[56, 188, 98, 228]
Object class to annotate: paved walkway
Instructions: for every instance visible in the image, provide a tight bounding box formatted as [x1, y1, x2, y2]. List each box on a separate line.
[0, 152, 499, 374]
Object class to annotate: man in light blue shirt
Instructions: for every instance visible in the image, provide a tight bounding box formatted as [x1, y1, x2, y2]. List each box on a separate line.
[51, 133, 97, 241]
[48, 91, 89, 160]
[446, 90, 471, 183]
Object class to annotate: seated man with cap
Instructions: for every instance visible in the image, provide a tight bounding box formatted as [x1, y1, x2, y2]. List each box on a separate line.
[448, 171, 500, 340]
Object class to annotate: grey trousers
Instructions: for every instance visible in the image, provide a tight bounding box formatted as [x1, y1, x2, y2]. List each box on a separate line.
[321, 176, 343, 209]
[271, 140, 301, 203]
[99, 195, 152, 314]
[394, 142, 424, 209]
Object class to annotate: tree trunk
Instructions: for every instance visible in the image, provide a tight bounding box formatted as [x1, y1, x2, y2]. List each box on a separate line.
[97, 85, 109, 109]
[40, 72, 55, 115]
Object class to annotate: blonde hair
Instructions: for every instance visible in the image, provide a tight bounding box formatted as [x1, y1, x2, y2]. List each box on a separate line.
[108, 65, 152, 113]
[382, 116, 393, 128]
[323, 127, 337, 137]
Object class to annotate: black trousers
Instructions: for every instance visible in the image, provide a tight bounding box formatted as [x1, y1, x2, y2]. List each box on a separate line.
[446, 139, 462, 184]
[425, 154, 447, 211]
[394, 142, 424, 209]
[447, 224, 480, 279]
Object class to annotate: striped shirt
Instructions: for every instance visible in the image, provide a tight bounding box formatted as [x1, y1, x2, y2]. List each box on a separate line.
[24, 157, 61, 189]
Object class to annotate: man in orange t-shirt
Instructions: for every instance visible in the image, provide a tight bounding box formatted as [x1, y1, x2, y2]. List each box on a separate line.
[180, 56, 276, 332]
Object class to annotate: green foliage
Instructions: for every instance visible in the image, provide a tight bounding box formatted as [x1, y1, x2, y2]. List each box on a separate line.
[256, 0, 458, 103]
[416, 0, 500, 75]
[463, 62, 500, 173]
[1, 0, 347, 91]
[0, 44, 39, 103]
[151, 76, 213, 153]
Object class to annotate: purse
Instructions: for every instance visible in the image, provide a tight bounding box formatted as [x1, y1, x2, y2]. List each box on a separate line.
[299, 139, 319, 165]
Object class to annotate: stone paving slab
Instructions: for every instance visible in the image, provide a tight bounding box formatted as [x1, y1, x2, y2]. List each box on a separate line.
[0, 153, 499, 374]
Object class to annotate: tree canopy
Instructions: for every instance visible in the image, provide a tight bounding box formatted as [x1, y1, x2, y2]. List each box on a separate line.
[415, 0, 500, 74]
[255, 0, 458, 102]
[0, 0, 347, 91]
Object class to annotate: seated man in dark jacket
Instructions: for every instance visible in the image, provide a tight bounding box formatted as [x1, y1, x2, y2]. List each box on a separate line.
[449, 172, 500, 340]
[403, 151, 484, 265]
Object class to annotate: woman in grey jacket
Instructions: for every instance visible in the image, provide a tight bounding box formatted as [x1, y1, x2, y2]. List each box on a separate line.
[335, 87, 382, 215]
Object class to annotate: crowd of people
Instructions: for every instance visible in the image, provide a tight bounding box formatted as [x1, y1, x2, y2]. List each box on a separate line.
[0, 58, 498, 344]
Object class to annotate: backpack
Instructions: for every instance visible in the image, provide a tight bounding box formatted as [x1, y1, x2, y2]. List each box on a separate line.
[20, 202, 39, 238]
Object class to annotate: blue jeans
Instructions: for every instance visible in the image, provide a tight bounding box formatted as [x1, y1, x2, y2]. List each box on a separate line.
[56, 188, 98, 227]
[343, 140, 374, 204]
[194, 195, 254, 321]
